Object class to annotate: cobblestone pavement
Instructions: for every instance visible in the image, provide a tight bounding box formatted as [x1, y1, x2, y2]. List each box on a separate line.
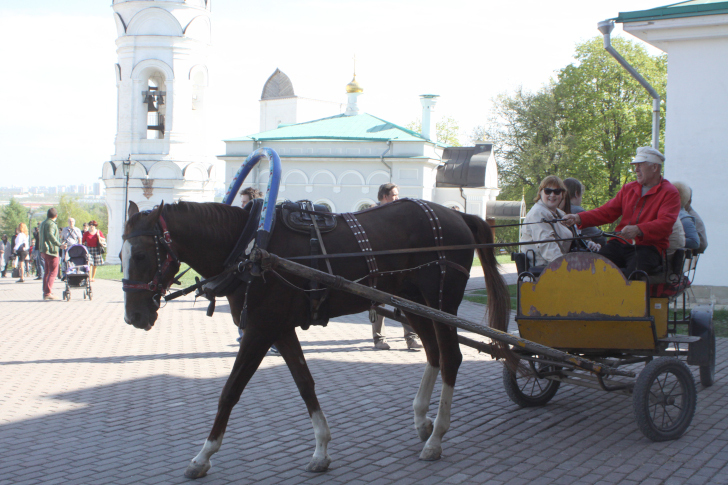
[2, 273, 727, 485]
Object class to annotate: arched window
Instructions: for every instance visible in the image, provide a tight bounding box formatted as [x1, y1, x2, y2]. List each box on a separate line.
[357, 202, 374, 211]
[144, 74, 166, 139]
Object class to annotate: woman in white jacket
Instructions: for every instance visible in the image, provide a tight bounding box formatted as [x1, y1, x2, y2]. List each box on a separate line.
[520, 175, 574, 268]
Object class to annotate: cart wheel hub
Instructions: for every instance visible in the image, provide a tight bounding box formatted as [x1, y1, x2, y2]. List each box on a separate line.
[665, 395, 676, 406]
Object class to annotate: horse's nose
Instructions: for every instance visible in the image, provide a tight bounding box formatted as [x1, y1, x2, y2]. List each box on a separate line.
[131, 312, 143, 325]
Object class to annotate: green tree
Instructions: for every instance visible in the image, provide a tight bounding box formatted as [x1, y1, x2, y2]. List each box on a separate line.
[406, 116, 462, 147]
[554, 36, 666, 207]
[475, 36, 666, 211]
[56, 195, 94, 233]
[0, 198, 28, 236]
[471, 84, 571, 204]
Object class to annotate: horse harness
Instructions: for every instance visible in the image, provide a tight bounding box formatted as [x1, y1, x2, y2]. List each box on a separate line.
[121, 213, 181, 303]
[342, 198, 470, 312]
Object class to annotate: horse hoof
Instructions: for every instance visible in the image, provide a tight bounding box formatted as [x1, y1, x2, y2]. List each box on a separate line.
[184, 461, 211, 479]
[305, 455, 331, 473]
[416, 418, 433, 442]
[419, 445, 442, 461]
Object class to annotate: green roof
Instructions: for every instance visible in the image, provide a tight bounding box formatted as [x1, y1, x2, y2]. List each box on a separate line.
[225, 113, 445, 146]
[615, 0, 728, 23]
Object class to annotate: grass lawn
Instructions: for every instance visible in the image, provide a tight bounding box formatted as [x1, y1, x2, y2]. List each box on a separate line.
[473, 253, 512, 267]
[463, 284, 518, 310]
[95, 263, 202, 288]
[671, 308, 728, 338]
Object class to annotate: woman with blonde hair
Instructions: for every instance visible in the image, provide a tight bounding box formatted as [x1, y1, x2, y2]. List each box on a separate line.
[14, 222, 29, 283]
[520, 175, 574, 267]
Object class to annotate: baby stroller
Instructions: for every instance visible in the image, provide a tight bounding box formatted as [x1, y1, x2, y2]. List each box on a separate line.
[62, 244, 92, 301]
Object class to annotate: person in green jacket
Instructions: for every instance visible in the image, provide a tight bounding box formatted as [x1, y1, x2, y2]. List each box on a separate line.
[39, 207, 66, 300]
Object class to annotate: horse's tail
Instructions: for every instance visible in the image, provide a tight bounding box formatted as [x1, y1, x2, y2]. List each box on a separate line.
[460, 212, 519, 369]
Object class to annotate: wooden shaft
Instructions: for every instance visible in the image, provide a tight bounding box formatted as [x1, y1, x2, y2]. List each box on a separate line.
[253, 248, 634, 378]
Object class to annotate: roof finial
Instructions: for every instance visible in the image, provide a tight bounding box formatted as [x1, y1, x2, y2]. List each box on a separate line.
[346, 54, 363, 94]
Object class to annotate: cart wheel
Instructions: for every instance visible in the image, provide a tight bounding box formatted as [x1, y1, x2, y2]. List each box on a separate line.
[633, 357, 696, 442]
[700, 325, 716, 387]
[502, 359, 561, 407]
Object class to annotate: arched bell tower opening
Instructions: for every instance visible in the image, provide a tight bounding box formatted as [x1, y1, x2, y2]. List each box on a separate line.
[103, 0, 215, 264]
[143, 74, 166, 139]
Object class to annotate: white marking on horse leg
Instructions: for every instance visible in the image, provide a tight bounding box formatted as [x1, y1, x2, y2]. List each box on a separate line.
[305, 410, 332, 472]
[420, 383, 454, 461]
[122, 241, 132, 321]
[413, 363, 439, 441]
[184, 437, 223, 479]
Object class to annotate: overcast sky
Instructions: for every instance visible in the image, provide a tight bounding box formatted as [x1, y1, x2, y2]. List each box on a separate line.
[0, 0, 665, 187]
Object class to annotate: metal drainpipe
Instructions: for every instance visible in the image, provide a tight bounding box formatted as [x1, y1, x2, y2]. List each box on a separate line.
[598, 20, 661, 150]
[379, 140, 393, 181]
[459, 187, 467, 213]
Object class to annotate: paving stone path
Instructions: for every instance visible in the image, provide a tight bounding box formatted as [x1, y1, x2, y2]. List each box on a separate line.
[1, 273, 727, 485]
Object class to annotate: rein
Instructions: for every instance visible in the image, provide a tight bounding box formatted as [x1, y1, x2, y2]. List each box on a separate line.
[121, 214, 181, 301]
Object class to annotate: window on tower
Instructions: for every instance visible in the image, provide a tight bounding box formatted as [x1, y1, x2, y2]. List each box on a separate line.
[143, 75, 166, 139]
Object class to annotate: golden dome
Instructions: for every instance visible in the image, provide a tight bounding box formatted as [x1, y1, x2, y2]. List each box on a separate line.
[346, 75, 363, 94]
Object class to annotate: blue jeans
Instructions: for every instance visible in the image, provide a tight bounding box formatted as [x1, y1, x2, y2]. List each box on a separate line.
[35, 250, 44, 277]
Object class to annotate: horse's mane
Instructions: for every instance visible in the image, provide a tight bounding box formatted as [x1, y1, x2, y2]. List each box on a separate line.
[166, 201, 247, 244]
[125, 201, 248, 246]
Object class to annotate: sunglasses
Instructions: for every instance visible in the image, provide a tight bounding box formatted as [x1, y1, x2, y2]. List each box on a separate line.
[543, 188, 564, 196]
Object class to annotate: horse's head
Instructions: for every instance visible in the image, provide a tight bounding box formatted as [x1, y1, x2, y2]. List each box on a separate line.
[121, 201, 180, 330]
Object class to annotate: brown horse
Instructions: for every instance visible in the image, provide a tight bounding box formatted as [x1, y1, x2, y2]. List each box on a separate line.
[121, 199, 510, 478]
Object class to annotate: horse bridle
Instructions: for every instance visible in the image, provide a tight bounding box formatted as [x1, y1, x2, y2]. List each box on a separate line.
[121, 214, 180, 303]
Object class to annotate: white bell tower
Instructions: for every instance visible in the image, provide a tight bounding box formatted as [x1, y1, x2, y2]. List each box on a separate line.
[103, 0, 215, 263]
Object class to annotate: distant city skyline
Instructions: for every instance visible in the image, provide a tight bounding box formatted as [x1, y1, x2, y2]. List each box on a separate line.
[1, 0, 666, 187]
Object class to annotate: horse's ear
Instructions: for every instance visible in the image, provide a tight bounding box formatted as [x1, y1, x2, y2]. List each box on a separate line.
[149, 201, 165, 224]
[128, 201, 139, 218]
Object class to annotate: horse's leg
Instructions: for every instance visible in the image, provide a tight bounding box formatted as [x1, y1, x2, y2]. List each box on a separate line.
[420, 321, 462, 461]
[184, 326, 272, 479]
[405, 313, 440, 442]
[275, 328, 332, 472]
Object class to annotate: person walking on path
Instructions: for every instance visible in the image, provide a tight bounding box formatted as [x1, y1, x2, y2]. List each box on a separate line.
[39, 208, 65, 300]
[82, 221, 105, 282]
[0, 234, 7, 278]
[371, 183, 423, 351]
[32, 224, 44, 280]
[13, 223, 30, 283]
[60, 218, 83, 279]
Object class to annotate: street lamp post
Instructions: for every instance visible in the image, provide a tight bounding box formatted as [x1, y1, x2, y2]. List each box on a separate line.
[122, 156, 132, 228]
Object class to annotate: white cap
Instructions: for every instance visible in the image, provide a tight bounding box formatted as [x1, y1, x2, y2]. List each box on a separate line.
[631, 146, 665, 165]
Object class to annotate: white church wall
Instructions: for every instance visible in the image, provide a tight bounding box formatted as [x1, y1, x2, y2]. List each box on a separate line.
[260, 98, 298, 132]
[625, 15, 728, 287]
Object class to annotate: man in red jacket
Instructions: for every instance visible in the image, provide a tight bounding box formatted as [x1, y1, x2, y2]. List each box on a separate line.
[563, 147, 680, 275]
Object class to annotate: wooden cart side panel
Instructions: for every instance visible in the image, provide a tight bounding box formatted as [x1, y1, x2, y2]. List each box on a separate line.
[518, 319, 656, 350]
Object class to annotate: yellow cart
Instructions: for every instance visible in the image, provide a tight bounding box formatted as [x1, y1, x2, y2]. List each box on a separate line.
[506, 252, 714, 442]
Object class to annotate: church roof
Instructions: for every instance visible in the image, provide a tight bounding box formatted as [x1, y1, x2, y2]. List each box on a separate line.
[226, 113, 445, 145]
[615, 0, 728, 23]
[261, 69, 295, 99]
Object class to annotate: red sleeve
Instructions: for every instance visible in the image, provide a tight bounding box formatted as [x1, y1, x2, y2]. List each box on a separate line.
[82, 232, 89, 244]
[578, 188, 625, 229]
[638, 189, 681, 246]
